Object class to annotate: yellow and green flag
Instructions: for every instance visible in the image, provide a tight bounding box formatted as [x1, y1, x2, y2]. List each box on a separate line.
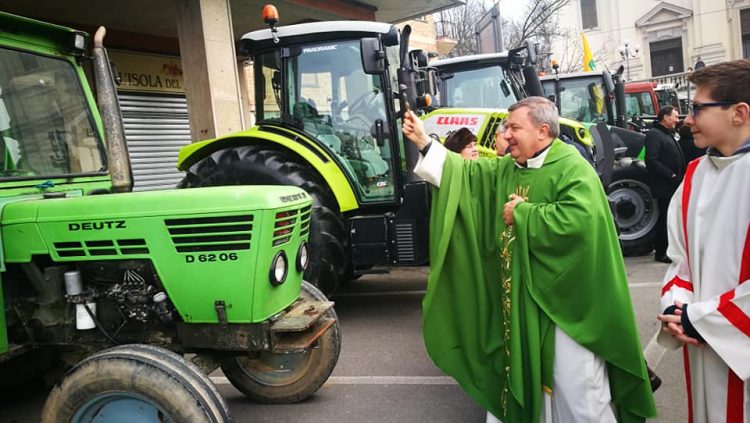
[582, 32, 596, 71]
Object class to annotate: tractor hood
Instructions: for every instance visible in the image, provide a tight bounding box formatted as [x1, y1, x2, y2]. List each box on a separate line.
[1, 186, 313, 324]
[1, 186, 310, 225]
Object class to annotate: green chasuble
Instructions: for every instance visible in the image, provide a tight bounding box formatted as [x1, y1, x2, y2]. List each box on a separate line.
[423, 139, 656, 422]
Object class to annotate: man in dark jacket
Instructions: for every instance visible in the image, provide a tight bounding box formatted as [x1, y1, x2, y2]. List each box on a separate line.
[645, 105, 685, 263]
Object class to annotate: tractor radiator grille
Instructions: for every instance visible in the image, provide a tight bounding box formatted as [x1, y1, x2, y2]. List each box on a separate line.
[299, 205, 312, 236]
[481, 115, 503, 149]
[54, 239, 149, 257]
[272, 206, 312, 247]
[395, 223, 415, 262]
[165, 215, 253, 253]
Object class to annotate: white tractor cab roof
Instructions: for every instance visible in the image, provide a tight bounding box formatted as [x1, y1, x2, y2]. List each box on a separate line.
[653, 83, 682, 113]
[654, 83, 675, 90]
[430, 52, 510, 68]
[240, 21, 399, 54]
[539, 71, 603, 80]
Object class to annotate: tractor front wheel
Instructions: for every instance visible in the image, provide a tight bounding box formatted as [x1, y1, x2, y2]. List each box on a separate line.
[180, 145, 349, 294]
[41, 344, 231, 423]
[220, 281, 341, 404]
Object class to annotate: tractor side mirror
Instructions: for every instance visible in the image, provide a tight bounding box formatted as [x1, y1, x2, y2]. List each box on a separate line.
[373, 119, 386, 147]
[271, 70, 281, 90]
[410, 49, 429, 67]
[525, 40, 538, 65]
[426, 69, 439, 102]
[602, 70, 615, 95]
[361, 37, 386, 75]
[411, 68, 437, 109]
[383, 25, 400, 47]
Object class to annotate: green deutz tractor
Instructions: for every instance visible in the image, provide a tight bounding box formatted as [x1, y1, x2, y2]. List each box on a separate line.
[0, 12, 340, 422]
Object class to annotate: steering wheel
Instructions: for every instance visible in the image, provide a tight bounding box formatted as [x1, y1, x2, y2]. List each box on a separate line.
[348, 89, 380, 117]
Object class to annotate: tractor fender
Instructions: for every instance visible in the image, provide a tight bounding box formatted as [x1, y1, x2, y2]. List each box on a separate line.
[177, 125, 359, 213]
[559, 117, 594, 147]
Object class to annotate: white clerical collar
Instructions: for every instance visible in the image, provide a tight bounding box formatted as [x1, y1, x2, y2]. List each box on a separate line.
[708, 152, 745, 169]
[514, 144, 551, 169]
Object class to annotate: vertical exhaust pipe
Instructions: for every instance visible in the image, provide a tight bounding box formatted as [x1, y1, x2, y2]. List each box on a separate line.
[614, 74, 627, 128]
[396, 25, 421, 183]
[92, 26, 132, 193]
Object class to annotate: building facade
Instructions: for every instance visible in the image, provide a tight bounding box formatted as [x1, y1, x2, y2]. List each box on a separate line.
[552, 0, 750, 81]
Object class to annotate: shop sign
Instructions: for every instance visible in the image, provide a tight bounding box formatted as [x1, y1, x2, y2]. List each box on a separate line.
[109, 50, 184, 94]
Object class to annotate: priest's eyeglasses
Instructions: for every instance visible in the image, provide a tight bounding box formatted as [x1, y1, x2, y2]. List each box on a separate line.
[690, 101, 739, 117]
[495, 119, 508, 136]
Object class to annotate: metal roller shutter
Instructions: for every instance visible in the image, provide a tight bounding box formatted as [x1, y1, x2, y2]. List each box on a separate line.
[119, 93, 190, 191]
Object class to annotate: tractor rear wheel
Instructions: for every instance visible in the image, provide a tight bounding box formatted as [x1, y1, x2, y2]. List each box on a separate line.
[180, 145, 349, 294]
[220, 281, 341, 403]
[608, 165, 658, 256]
[41, 344, 231, 423]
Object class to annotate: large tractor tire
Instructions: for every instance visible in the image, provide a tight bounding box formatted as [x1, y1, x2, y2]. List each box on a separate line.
[180, 145, 349, 294]
[41, 344, 231, 423]
[220, 281, 341, 403]
[608, 165, 658, 256]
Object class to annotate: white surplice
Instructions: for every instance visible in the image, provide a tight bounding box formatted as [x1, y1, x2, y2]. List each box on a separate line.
[658, 151, 750, 423]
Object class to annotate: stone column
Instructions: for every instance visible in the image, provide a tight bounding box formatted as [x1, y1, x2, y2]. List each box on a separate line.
[176, 0, 245, 141]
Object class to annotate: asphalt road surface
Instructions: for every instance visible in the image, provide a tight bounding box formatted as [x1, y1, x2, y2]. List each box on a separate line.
[0, 256, 689, 422]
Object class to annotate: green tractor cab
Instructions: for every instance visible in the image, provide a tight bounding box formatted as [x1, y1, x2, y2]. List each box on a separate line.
[178, 17, 435, 294]
[540, 70, 658, 255]
[0, 12, 340, 421]
[425, 48, 613, 186]
[431, 49, 655, 255]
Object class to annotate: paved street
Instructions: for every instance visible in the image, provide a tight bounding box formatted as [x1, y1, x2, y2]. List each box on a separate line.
[1, 257, 689, 422]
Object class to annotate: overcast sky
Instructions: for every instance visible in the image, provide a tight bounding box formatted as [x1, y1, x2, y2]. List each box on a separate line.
[491, 0, 528, 22]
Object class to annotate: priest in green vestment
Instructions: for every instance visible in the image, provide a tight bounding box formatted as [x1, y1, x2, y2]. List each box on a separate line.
[402, 97, 656, 422]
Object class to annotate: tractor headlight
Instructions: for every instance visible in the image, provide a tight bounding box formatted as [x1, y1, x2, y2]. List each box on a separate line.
[74, 33, 86, 50]
[577, 127, 587, 140]
[71, 31, 88, 56]
[269, 251, 288, 286]
[296, 242, 309, 272]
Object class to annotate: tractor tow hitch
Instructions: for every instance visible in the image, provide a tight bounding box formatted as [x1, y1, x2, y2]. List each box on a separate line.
[270, 299, 335, 353]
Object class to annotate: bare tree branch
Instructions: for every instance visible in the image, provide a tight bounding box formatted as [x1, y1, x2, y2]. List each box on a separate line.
[503, 0, 572, 51]
[530, 0, 567, 37]
[435, 0, 488, 57]
[549, 29, 610, 74]
[436, 0, 573, 62]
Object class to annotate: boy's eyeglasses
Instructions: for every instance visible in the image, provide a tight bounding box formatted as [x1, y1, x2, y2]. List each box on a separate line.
[690, 101, 738, 117]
